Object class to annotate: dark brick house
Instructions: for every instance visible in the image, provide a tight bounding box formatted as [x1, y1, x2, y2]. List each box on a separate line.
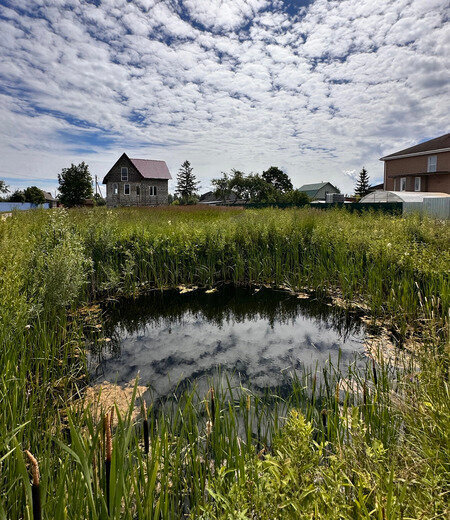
[381, 133, 450, 193]
[103, 153, 171, 207]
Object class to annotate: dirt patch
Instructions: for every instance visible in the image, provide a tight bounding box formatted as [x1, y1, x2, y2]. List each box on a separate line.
[84, 379, 147, 424]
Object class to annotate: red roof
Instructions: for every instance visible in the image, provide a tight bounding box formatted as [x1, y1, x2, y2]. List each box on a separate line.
[130, 158, 172, 180]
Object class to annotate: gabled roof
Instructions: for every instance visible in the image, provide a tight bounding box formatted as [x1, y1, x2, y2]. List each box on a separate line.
[129, 158, 172, 180]
[298, 182, 337, 198]
[381, 133, 450, 160]
[43, 191, 57, 202]
[103, 153, 172, 183]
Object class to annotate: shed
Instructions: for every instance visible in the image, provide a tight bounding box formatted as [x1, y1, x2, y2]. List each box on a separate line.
[298, 182, 340, 201]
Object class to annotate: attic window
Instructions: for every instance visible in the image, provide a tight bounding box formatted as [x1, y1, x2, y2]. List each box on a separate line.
[121, 167, 128, 181]
[427, 155, 437, 173]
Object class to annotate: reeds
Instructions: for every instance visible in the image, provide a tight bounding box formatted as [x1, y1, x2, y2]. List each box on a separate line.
[0, 206, 448, 518]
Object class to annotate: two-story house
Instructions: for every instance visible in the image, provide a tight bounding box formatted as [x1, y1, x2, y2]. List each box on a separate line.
[381, 133, 450, 193]
[103, 153, 172, 207]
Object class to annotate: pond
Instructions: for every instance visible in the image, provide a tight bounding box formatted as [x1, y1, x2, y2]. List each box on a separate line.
[89, 286, 369, 399]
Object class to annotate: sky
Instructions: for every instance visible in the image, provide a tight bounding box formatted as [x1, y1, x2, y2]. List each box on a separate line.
[0, 0, 449, 196]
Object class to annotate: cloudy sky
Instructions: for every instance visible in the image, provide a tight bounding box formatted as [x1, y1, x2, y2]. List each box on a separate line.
[0, 0, 449, 196]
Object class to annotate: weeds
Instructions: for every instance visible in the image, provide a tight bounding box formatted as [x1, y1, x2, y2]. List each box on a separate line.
[0, 206, 448, 518]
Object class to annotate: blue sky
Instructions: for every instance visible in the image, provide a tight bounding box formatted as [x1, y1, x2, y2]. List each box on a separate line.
[0, 0, 448, 196]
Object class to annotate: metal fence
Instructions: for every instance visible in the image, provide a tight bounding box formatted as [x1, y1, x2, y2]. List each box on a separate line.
[0, 202, 50, 212]
[403, 197, 450, 219]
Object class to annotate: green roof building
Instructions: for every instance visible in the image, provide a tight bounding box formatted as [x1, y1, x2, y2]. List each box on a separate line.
[298, 182, 340, 201]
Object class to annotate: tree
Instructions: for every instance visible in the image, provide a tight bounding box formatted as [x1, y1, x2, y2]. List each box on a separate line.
[24, 186, 45, 205]
[283, 189, 310, 206]
[0, 180, 9, 195]
[212, 172, 232, 202]
[93, 193, 106, 206]
[262, 166, 293, 193]
[176, 161, 200, 202]
[9, 190, 25, 202]
[58, 162, 93, 207]
[355, 167, 370, 198]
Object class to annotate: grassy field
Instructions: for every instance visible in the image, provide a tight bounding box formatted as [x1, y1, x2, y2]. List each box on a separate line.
[0, 206, 448, 519]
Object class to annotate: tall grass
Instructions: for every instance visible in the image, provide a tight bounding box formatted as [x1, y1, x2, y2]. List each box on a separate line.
[0, 206, 448, 518]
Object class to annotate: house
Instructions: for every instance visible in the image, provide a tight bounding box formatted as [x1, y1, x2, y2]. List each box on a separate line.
[298, 182, 340, 201]
[102, 153, 171, 207]
[380, 133, 450, 193]
[43, 191, 58, 208]
[199, 191, 244, 205]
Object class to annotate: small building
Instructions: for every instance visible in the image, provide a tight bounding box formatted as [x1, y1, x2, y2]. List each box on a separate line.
[103, 153, 171, 207]
[298, 182, 340, 201]
[43, 191, 58, 208]
[380, 133, 450, 193]
[359, 190, 450, 219]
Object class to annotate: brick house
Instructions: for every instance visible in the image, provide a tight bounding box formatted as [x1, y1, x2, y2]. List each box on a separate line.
[103, 153, 171, 207]
[381, 133, 450, 193]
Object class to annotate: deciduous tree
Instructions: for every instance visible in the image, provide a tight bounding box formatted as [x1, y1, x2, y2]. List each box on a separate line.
[58, 162, 93, 207]
[262, 166, 293, 193]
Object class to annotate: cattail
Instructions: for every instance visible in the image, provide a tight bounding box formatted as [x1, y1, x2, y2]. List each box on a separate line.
[210, 387, 215, 425]
[142, 400, 149, 454]
[321, 409, 327, 441]
[25, 450, 41, 520]
[372, 359, 378, 387]
[363, 380, 367, 405]
[246, 394, 251, 412]
[104, 412, 112, 514]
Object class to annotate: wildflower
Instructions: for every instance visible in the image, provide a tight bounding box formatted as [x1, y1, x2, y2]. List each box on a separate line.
[387, 243, 392, 248]
[25, 324, 31, 330]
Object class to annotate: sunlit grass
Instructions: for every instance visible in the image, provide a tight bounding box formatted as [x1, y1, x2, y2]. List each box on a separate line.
[0, 206, 448, 518]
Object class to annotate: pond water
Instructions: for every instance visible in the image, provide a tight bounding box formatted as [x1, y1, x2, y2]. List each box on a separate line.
[89, 287, 368, 399]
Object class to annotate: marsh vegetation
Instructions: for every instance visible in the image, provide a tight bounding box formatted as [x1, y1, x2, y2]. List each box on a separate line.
[0, 206, 448, 518]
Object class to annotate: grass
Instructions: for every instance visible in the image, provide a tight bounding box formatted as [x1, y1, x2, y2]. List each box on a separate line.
[0, 205, 448, 519]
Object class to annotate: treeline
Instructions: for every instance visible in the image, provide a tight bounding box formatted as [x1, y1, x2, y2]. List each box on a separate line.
[173, 163, 310, 205]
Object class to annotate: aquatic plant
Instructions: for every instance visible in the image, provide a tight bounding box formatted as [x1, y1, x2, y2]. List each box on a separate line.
[0, 206, 448, 518]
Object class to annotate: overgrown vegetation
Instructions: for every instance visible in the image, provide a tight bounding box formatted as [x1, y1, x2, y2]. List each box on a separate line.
[0, 206, 448, 518]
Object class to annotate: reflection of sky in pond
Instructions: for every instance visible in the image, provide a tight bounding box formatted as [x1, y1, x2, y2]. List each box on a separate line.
[90, 288, 367, 398]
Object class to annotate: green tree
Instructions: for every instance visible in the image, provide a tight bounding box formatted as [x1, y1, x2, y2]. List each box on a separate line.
[355, 167, 370, 198]
[176, 161, 200, 202]
[24, 186, 45, 205]
[0, 180, 9, 195]
[58, 162, 93, 207]
[212, 172, 232, 202]
[93, 193, 106, 206]
[282, 189, 310, 206]
[8, 190, 25, 202]
[262, 166, 293, 193]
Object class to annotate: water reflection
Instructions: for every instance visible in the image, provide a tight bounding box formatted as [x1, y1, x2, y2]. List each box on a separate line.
[89, 286, 367, 398]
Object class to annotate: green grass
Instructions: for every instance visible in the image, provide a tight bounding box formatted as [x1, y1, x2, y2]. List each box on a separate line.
[0, 206, 448, 519]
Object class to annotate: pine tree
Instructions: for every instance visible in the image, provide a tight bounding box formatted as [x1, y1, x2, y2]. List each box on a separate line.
[176, 161, 200, 201]
[355, 167, 370, 198]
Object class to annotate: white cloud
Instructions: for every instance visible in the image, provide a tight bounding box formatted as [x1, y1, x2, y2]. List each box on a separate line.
[0, 0, 448, 195]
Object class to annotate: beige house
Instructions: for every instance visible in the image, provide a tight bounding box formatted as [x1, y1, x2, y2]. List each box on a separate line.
[381, 133, 450, 194]
[103, 153, 171, 207]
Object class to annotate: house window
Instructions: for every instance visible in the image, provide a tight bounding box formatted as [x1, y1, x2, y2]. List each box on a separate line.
[124, 184, 130, 195]
[136, 186, 140, 196]
[113, 183, 118, 195]
[400, 177, 406, 191]
[414, 177, 421, 192]
[121, 167, 128, 181]
[149, 186, 157, 196]
[427, 155, 437, 173]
